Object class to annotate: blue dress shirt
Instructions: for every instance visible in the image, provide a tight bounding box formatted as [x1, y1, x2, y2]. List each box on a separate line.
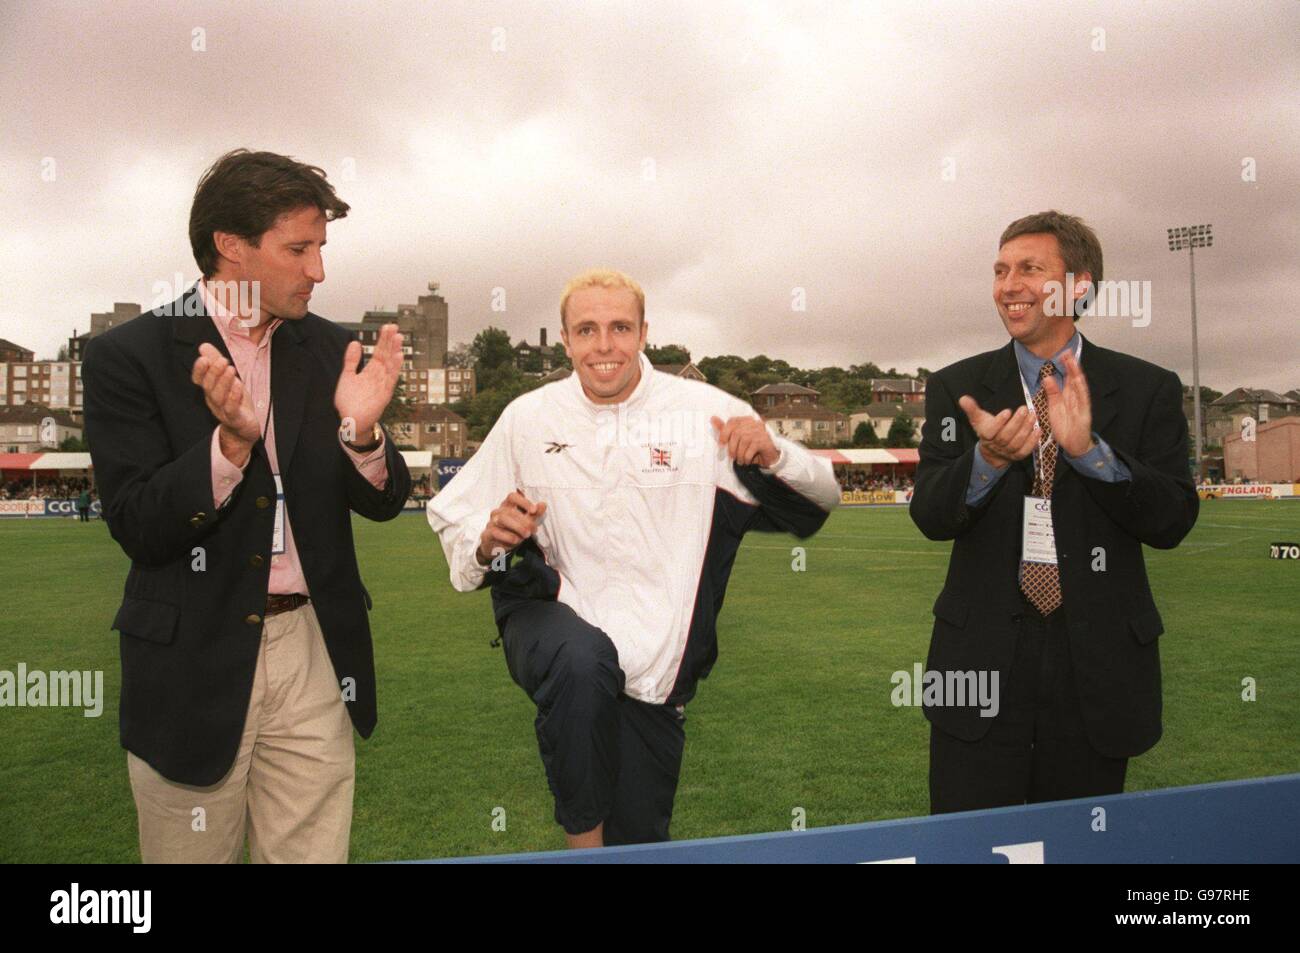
[966, 332, 1131, 504]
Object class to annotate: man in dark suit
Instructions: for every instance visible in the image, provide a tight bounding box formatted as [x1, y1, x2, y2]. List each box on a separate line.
[83, 149, 410, 862]
[910, 210, 1199, 813]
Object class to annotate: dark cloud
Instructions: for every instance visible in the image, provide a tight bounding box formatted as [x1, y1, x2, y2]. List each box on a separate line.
[1, 0, 1296, 391]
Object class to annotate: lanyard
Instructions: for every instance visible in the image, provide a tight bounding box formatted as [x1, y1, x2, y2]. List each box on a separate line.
[1019, 336, 1082, 491]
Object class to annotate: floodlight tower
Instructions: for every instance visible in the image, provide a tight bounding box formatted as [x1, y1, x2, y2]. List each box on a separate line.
[1166, 224, 1213, 476]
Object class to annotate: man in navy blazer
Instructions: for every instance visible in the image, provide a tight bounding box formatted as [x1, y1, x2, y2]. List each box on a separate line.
[910, 211, 1198, 813]
[83, 149, 410, 862]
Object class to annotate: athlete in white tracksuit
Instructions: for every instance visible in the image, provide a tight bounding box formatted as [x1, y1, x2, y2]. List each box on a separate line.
[428, 275, 839, 846]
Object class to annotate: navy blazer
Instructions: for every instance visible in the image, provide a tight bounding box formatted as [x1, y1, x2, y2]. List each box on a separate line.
[909, 335, 1198, 758]
[83, 288, 411, 785]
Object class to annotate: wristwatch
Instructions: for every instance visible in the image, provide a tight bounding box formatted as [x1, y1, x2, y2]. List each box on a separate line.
[342, 422, 383, 453]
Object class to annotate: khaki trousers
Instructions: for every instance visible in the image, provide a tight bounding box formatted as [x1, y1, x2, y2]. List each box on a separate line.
[128, 603, 355, 863]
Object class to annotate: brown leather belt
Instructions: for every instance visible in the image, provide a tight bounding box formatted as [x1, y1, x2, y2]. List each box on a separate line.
[265, 593, 310, 617]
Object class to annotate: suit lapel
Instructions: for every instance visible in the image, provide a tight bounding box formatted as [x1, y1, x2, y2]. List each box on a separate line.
[979, 340, 1025, 414]
[171, 286, 233, 376]
[170, 287, 236, 434]
[1053, 333, 1120, 489]
[979, 341, 1035, 485]
[1078, 333, 1119, 435]
[271, 318, 310, 475]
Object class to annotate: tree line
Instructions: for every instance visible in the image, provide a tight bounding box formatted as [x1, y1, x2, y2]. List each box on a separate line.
[433, 327, 926, 446]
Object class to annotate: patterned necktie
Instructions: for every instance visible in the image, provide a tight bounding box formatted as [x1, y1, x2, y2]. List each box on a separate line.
[1020, 360, 1063, 614]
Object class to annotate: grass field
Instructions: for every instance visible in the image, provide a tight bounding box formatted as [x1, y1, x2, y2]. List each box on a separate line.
[2, 499, 1298, 862]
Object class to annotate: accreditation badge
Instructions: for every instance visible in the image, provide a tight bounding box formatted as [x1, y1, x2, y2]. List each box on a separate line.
[1022, 495, 1057, 564]
[272, 473, 286, 555]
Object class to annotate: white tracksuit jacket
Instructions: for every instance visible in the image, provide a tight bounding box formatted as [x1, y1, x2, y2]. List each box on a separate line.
[427, 353, 840, 705]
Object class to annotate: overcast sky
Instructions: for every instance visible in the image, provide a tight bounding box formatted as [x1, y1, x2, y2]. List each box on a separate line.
[2, 0, 1296, 391]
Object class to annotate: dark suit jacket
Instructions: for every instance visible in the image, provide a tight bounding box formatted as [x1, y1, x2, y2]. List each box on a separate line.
[83, 288, 411, 785]
[909, 335, 1198, 758]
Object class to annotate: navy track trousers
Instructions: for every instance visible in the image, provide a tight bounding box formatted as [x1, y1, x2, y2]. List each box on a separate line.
[501, 599, 687, 845]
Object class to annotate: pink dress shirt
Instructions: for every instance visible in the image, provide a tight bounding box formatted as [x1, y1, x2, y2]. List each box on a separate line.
[201, 279, 389, 595]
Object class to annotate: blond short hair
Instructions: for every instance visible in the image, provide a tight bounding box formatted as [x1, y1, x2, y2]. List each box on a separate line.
[560, 268, 645, 327]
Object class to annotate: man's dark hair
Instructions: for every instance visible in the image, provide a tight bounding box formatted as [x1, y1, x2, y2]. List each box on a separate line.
[1000, 210, 1103, 320]
[189, 149, 350, 277]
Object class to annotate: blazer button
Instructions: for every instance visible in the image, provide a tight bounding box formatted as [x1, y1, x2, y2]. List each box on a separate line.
[244, 613, 262, 625]
[190, 512, 207, 527]
[249, 554, 265, 568]
[255, 496, 271, 509]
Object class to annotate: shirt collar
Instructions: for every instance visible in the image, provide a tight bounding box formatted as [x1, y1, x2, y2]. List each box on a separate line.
[197, 277, 282, 344]
[567, 351, 655, 414]
[1013, 330, 1080, 395]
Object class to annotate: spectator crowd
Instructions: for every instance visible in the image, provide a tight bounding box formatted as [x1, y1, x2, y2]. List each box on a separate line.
[1, 475, 94, 500]
[836, 468, 914, 493]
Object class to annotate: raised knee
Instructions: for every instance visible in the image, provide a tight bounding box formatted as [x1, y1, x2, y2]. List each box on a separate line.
[551, 634, 621, 694]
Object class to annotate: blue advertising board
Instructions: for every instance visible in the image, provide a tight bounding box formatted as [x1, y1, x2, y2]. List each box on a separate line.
[44, 498, 102, 517]
[437, 458, 466, 488]
[0, 498, 102, 518]
[417, 773, 1300, 864]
